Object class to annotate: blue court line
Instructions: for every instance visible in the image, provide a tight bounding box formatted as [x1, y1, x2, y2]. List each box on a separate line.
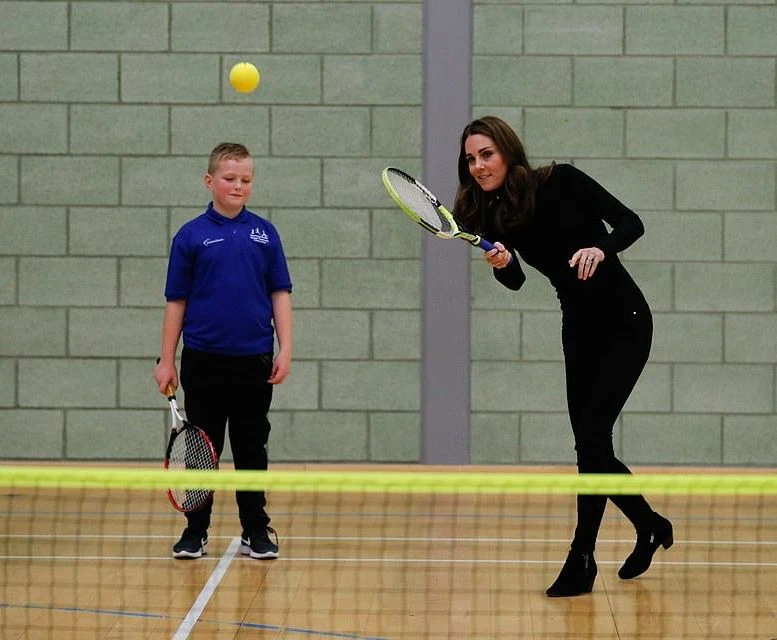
[0, 602, 390, 640]
[0, 602, 160, 620]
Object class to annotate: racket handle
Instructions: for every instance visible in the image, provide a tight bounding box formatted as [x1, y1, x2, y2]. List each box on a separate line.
[478, 237, 496, 252]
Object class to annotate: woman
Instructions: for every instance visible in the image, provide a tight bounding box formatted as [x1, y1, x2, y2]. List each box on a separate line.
[453, 116, 673, 597]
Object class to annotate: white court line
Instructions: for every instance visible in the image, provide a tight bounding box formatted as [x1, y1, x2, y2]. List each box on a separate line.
[3, 554, 777, 569]
[3, 533, 777, 545]
[172, 536, 241, 640]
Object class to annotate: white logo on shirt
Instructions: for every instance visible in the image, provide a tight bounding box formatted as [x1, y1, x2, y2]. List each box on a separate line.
[203, 238, 224, 246]
[250, 228, 269, 244]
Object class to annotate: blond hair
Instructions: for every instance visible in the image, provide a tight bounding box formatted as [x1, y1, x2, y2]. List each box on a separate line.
[208, 142, 252, 175]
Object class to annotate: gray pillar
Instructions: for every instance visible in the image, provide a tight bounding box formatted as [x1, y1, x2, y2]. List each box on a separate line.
[421, 0, 473, 464]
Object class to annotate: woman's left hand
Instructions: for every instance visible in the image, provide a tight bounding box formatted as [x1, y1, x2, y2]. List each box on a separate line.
[569, 247, 605, 280]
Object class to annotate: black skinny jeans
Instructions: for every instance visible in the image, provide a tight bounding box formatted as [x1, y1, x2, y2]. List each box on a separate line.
[179, 346, 274, 534]
[562, 302, 654, 554]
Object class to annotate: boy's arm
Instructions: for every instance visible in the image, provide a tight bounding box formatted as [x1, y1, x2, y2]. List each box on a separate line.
[154, 299, 186, 393]
[268, 290, 292, 384]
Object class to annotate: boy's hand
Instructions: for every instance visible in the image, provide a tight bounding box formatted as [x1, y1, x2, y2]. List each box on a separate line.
[268, 350, 291, 384]
[154, 358, 178, 395]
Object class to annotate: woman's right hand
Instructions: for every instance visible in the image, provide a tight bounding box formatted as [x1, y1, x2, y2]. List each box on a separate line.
[485, 242, 512, 269]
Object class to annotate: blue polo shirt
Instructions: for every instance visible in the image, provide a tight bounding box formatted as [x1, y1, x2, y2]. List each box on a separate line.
[165, 204, 292, 356]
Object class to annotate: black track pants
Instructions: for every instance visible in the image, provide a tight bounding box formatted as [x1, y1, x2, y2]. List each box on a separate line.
[179, 347, 274, 534]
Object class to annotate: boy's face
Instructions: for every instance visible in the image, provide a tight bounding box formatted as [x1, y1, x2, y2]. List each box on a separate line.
[204, 156, 254, 217]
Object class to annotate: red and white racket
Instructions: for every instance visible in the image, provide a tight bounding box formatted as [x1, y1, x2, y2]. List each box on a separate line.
[163, 384, 218, 512]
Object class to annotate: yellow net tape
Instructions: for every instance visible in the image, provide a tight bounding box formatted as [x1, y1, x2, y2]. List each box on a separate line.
[2, 465, 776, 495]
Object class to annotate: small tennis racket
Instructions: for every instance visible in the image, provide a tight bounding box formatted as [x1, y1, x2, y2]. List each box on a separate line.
[163, 384, 218, 513]
[381, 167, 495, 251]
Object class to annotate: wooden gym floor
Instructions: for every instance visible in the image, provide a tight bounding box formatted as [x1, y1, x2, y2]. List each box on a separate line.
[1, 465, 776, 640]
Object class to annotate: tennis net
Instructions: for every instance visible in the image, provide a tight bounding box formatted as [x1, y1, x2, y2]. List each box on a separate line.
[1, 465, 776, 639]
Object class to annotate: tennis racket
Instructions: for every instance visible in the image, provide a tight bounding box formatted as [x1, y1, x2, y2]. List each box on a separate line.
[381, 167, 495, 251]
[163, 383, 218, 513]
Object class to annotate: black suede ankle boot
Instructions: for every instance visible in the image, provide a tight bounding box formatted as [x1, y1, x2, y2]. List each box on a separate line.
[618, 512, 673, 580]
[545, 549, 597, 597]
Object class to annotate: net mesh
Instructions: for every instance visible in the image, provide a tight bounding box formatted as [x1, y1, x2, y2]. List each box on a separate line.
[1, 465, 776, 640]
[385, 169, 453, 234]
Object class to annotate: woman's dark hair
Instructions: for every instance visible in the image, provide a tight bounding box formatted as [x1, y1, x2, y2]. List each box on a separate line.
[453, 116, 553, 236]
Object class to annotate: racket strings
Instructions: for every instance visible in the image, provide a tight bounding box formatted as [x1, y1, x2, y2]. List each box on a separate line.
[167, 428, 218, 511]
[387, 171, 453, 234]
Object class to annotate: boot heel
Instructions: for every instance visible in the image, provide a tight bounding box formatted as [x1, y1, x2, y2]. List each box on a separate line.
[662, 531, 674, 550]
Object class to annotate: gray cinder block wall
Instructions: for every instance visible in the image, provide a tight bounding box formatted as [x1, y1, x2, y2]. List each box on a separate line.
[468, 1, 777, 466]
[0, 0, 774, 466]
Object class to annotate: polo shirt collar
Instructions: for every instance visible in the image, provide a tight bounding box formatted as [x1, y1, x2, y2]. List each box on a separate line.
[205, 202, 249, 225]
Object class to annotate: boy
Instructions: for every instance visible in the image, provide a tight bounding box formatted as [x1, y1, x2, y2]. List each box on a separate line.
[154, 142, 292, 560]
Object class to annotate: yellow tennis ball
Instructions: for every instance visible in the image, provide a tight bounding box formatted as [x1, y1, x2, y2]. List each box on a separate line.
[229, 62, 260, 94]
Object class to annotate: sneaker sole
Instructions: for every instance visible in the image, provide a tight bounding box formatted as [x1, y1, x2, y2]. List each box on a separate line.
[173, 541, 208, 559]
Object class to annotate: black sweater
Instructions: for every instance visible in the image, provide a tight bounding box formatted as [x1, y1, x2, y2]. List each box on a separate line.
[489, 164, 647, 320]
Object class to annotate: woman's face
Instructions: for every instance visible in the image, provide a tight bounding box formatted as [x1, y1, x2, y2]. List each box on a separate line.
[464, 133, 508, 191]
